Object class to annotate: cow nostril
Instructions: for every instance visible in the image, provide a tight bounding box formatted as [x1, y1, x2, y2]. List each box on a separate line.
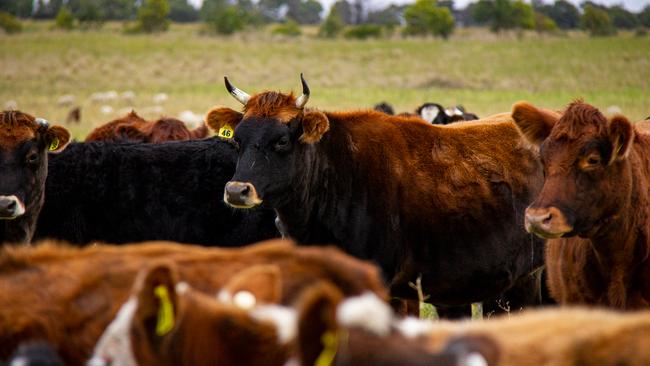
[6, 201, 16, 211]
[241, 185, 250, 196]
[542, 213, 553, 225]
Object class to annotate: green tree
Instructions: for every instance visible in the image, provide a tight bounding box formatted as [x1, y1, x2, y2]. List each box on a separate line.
[34, 0, 63, 18]
[366, 4, 403, 28]
[286, 0, 322, 24]
[472, 0, 534, 32]
[640, 5, 650, 28]
[272, 19, 302, 36]
[169, 0, 199, 22]
[208, 6, 247, 34]
[607, 5, 638, 29]
[0, 11, 21, 33]
[332, 0, 354, 24]
[344, 24, 382, 39]
[581, 4, 616, 36]
[534, 11, 557, 33]
[55, 6, 75, 29]
[403, 0, 455, 38]
[0, 0, 33, 18]
[72, 0, 105, 26]
[318, 7, 344, 37]
[535, 0, 579, 29]
[135, 0, 170, 32]
[98, 0, 137, 20]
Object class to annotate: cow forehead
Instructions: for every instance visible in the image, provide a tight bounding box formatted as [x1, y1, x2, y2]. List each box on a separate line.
[0, 112, 39, 149]
[243, 92, 301, 124]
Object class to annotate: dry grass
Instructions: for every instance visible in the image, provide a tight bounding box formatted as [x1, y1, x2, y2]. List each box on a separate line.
[1, 21, 649, 138]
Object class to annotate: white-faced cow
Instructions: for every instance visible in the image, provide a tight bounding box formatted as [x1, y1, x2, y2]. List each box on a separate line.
[208, 75, 546, 312]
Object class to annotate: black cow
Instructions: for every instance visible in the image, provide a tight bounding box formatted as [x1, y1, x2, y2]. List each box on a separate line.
[373, 102, 395, 115]
[35, 138, 279, 246]
[415, 103, 479, 125]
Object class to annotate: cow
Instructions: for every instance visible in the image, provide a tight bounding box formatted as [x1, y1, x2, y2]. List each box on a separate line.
[416, 103, 479, 125]
[34, 136, 278, 246]
[302, 284, 650, 366]
[0, 239, 387, 365]
[0, 111, 70, 245]
[373, 102, 395, 115]
[512, 100, 650, 309]
[209, 75, 545, 312]
[85, 111, 208, 143]
[65, 106, 81, 124]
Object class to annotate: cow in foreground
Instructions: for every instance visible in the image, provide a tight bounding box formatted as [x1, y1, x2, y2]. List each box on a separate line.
[85, 111, 208, 143]
[210, 75, 545, 310]
[0, 111, 69, 244]
[34, 136, 277, 246]
[0, 239, 386, 364]
[512, 100, 650, 309]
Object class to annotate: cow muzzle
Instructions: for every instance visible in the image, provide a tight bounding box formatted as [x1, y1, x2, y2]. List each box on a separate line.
[224, 182, 262, 208]
[524, 206, 573, 239]
[0, 195, 25, 219]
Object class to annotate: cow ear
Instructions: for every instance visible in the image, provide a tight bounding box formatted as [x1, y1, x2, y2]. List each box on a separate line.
[134, 262, 180, 338]
[44, 125, 70, 153]
[608, 115, 634, 163]
[296, 282, 343, 366]
[300, 111, 329, 144]
[205, 107, 243, 140]
[511, 102, 559, 146]
[217, 264, 282, 309]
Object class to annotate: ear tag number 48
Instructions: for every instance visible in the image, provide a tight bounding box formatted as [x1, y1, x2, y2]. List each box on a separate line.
[219, 125, 234, 139]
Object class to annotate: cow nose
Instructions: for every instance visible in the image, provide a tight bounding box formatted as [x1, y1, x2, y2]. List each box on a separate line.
[224, 182, 261, 208]
[524, 206, 572, 238]
[0, 195, 24, 219]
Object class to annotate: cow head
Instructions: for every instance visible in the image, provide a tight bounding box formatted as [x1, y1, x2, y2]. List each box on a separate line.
[207, 74, 329, 209]
[0, 111, 69, 222]
[512, 101, 634, 239]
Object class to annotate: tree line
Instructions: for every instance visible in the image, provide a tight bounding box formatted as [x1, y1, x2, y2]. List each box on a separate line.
[1, 0, 649, 38]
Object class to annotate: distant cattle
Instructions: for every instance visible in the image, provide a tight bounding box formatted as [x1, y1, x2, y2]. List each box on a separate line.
[305, 285, 650, 366]
[513, 100, 650, 309]
[85, 111, 208, 143]
[0, 240, 387, 365]
[0, 111, 70, 245]
[65, 106, 81, 124]
[373, 102, 395, 115]
[212, 75, 545, 311]
[416, 103, 479, 125]
[35, 137, 278, 246]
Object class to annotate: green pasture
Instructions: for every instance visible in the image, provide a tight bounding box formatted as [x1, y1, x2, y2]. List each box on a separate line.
[1, 21, 648, 139]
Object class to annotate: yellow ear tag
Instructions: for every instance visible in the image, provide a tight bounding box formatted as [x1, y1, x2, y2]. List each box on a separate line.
[154, 285, 175, 336]
[218, 124, 234, 139]
[314, 331, 339, 366]
[49, 137, 59, 151]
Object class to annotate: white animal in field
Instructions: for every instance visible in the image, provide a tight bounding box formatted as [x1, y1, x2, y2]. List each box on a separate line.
[57, 94, 76, 107]
[121, 91, 135, 104]
[606, 105, 622, 115]
[4, 100, 18, 110]
[153, 93, 169, 104]
[178, 110, 203, 129]
[100, 105, 114, 115]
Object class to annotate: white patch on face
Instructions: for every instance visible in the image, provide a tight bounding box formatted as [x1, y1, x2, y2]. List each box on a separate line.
[10, 357, 27, 366]
[175, 282, 189, 295]
[394, 317, 435, 339]
[87, 297, 138, 366]
[251, 305, 297, 344]
[0, 195, 25, 219]
[337, 292, 393, 336]
[233, 291, 257, 310]
[461, 352, 488, 366]
[420, 106, 440, 123]
[453, 107, 464, 116]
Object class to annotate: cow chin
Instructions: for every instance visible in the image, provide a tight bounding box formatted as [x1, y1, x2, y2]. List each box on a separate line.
[525, 223, 571, 239]
[223, 192, 263, 209]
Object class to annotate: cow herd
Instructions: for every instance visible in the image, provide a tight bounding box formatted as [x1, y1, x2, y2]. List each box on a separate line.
[1, 74, 650, 366]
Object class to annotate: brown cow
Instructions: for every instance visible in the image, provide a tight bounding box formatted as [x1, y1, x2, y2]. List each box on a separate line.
[89, 262, 293, 366]
[0, 239, 386, 365]
[297, 284, 650, 366]
[512, 100, 650, 309]
[0, 111, 70, 244]
[209, 75, 545, 311]
[85, 111, 208, 143]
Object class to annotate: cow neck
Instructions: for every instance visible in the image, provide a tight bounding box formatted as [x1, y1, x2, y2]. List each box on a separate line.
[275, 128, 358, 245]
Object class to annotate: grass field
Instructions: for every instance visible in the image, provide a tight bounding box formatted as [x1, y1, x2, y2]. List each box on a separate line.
[1, 21, 649, 138]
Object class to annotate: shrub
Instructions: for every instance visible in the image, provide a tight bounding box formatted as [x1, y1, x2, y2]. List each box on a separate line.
[0, 11, 22, 34]
[135, 0, 171, 33]
[344, 24, 382, 39]
[581, 5, 616, 37]
[319, 7, 344, 38]
[403, 0, 454, 39]
[206, 6, 247, 35]
[272, 20, 302, 36]
[534, 11, 557, 33]
[55, 7, 75, 30]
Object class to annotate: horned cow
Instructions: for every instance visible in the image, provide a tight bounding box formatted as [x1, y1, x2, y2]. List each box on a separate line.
[212, 75, 545, 311]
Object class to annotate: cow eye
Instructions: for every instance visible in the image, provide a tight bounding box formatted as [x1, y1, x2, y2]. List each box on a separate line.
[581, 153, 601, 170]
[587, 156, 601, 165]
[274, 136, 290, 150]
[26, 152, 39, 165]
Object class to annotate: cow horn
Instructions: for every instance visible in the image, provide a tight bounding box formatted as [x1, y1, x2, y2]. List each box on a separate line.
[295, 73, 310, 109]
[224, 76, 250, 105]
[35, 118, 49, 129]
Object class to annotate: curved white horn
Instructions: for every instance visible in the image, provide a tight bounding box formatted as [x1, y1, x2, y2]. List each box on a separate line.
[224, 76, 250, 105]
[295, 73, 310, 109]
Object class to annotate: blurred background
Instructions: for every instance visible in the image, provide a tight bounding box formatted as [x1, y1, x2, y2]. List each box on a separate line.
[1, 0, 648, 138]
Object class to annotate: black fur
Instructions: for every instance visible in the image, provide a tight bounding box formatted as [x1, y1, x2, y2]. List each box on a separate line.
[35, 138, 279, 246]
